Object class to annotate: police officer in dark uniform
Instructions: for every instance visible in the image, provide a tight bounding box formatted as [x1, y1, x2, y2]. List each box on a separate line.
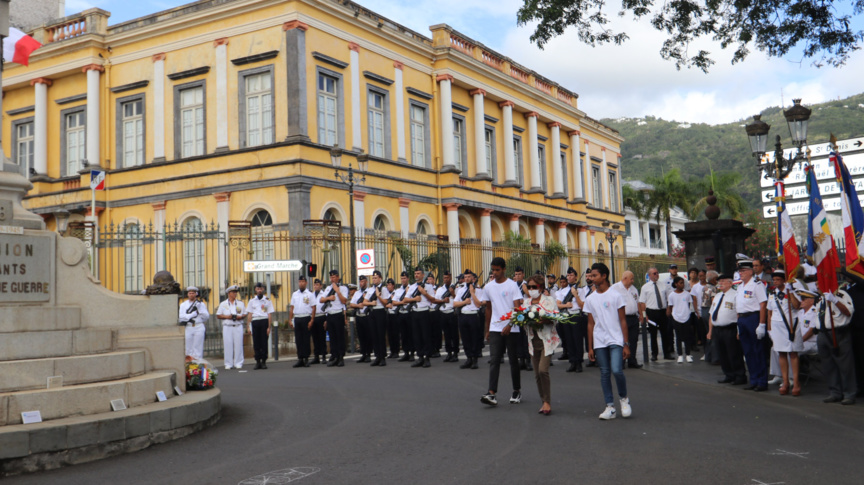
[310, 278, 327, 364]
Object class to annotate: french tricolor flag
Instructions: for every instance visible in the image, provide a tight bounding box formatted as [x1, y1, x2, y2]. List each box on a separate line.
[2, 27, 42, 67]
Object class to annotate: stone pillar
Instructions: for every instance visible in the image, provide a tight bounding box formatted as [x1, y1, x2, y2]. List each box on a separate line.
[569, 130, 583, 200]
[535, 219, 545, 248]
[590, 231, 597, 253]
[82, 65, 104, 169]
[394, 61, 406, 161]
[549, 122, 563, 197]
[578, 227, 589, 272]
[354, 190, 366, 243]
[526, 112, 540, 190]
[509, 214, 520, 235]
[151, 54, 166, 162]
[283, 21, 309, 142]
[557, 222, 569, 274]
[152, 201, 166, 271]
[349, 42, 362, 151]
[601, 147, 609, 210]
[470, 89, 488, 178]
[480, 208, 493, 274]
[214, 192, 231, 292]
[214, 38, 229, 151]
[438, 74, 456, 172]
[584, 140, 593, 206]
[286, 180, 313, 290]
[398, 197, 410, 238]
[444, 203, 461, 276]
[500, 101, 516, 186]
[31, 78, 51, 177]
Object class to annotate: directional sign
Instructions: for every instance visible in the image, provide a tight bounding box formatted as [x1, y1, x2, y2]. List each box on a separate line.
[763, 193, 864, 218]
[761, 178, 864, 203]
[243, 260, 303, 272]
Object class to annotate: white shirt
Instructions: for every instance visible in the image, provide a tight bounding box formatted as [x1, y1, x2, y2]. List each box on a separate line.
[406, 281, 435, 310]
[767, 287, 792, 325]
[611, 282, 639, 316]
[798, 307, 818, 342]
[216, 298, 246, 325]
[312, 289, 326, 315]
[663, 275, 689, 296]
[638, 280, 666, 310]
[247, 295, 274, 320]
[351, 287, 368, 315]
[735, 278, 768, 313]
[668, 290, 693, 323]
[584, 288, 626, 349]
[709, 289, 737, 326]
[369, 284, 391, 309]
[289, 289, 315, 316]
[690, 282, 704, 307]
[435, 286, 454, 312]
[485, 278, 523, 333]
[457, 284, 485, 312]
[179, 299, 209, 325]
[392, 286, 408, 313]
[555, 285, 577, 312]
[322, 284, 349, 312]
[816, 290, 854, 329]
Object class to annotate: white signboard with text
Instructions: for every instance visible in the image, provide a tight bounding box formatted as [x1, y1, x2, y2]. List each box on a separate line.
[243, 260, 303, 272]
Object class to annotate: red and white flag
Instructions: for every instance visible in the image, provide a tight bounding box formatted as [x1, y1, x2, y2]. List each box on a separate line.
[2, 27, 42, 66]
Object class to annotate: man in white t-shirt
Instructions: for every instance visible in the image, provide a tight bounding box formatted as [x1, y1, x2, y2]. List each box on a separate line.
[585, 262, 631, 420]
[481, 257, 524, 407]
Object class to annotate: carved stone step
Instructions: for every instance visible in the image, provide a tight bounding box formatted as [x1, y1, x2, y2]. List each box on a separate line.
[0, 350, 148, 393]
[0, 328, 113, 362]
[0, 306, 82, 333]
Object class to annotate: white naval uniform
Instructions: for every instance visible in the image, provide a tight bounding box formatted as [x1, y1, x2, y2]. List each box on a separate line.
[217, 298, 247, 368]
[435, 286, 454, 313]
[290, 289, 316, 322]
[179, 299, 210, 360]
[767, 287, 803, 352]
[798, 307, 818, 354]
[351, 287, 368, 316]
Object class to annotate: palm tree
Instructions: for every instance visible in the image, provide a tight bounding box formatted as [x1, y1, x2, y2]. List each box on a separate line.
[642, 169, 693, 256]
[622, 183, 647, 218]
[691, 170, 747, 219]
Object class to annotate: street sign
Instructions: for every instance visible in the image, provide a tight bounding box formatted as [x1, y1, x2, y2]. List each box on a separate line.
[243, 260, 303, 272]
[762, 193, 864, 218]
[356, 249, 375, 271]
[90, 170, 106, 190]
[760, 149, 864, 187]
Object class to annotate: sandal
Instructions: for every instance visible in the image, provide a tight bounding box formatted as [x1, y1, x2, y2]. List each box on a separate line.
[779, 386, 789, 395]
[791, 387, 801, 397]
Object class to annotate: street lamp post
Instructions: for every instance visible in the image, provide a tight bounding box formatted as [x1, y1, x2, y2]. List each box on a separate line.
[331, 145, 368, 284]
[602, 220, 620, 282]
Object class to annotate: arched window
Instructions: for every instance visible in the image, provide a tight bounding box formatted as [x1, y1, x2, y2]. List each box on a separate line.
[373, 215, 387, 232]
[415, 220, 431, 262]
[124, 223, 144, 294]
[182, 217, 206, 287]
[324, 209, 340, 222]
[250, 210, 274, 261]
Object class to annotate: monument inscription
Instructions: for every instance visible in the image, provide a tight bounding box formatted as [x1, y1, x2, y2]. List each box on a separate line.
[0, 234, 51, 302]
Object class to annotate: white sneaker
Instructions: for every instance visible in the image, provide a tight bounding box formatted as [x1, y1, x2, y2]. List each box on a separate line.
[767, 376, 782, 385]
[686, 355, 694, 363]
[225, 366, 233, 370]
[620, 397, 632, 418]
[599, 405, 617, 420]
[700, 355, 706, 361]
[677, 355, 684, 364]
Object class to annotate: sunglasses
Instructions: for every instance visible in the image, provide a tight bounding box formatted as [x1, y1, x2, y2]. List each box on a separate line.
[527, 285, 539, 289]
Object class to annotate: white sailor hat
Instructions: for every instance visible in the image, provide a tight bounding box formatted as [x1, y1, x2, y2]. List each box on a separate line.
[796, 289, 818, 299]
[735, 253, 751, 261]
[226, 285, 239, 293]
[186, 286, 199, 293]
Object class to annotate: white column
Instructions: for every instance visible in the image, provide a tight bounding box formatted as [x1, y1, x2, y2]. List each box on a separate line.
[349, 43, 361, 151]
[578, 227, 589, 272]
[480, 209, 493, 274]
[445, 203, 461, 276]
[590, 231, 597, 252]
[471, 89, 487, 177]
[152, 201, 167, 271]
[152, 54, 166, 161]
[214, 192, 230, 291]
[31, 78, 51, 176]
[500, 101, 516, 184]
[354, 191, 367, 242]
[569, 131, 583, 199]
[398, 197, 410, 238]
[509, 214, 520, 235]
[526, 112, 540, 190]
[584, 140, 593, 205]
[601, 147, 609, 210]
[642, 221, 650, 249]
[557, 222, 569, 274]
[438, 74, 455, 171]
[549, 122, 563, 196]
[83, 66, 103, 169]
[394, 61, 406, 161]
[535, 219, 545, 248]
[215, 38, 229, 151]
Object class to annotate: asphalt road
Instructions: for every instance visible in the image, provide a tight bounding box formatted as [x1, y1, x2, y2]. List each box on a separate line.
[7, 354, 864, 485]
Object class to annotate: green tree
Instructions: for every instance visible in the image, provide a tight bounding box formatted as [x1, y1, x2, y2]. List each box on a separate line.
[622, 183, 646, 217]
[740, 210, 777, 260]
[691, 170, 747, 219]
[516, 0, 862, 71]
[641, 168, 693, 256]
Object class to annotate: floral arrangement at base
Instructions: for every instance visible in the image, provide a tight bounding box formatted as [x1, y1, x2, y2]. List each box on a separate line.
[501, 303, 572, 331]
[185, 357, 218, 390]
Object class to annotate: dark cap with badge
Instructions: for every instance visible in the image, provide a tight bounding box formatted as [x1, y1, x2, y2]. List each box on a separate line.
[567, 267, 577, 275]
[254, 282, 264, 288]
[329, 269, 339, 276]
[718, 274, 734, 281]
[400, 271, 409, 278]
[359, 275, 367, 281]
[705, 257, 715, 264]
[372, 269, 382, 277]
[669, 263, 678, 269]
[298, 275, 307, 281]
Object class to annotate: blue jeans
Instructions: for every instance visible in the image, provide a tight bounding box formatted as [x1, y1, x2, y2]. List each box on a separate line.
[594, 345, 627, 405]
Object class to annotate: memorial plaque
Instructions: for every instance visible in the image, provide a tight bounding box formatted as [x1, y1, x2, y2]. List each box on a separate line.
[0, 234, 52, 302]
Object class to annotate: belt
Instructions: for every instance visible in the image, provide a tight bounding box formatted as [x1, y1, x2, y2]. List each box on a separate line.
[412, 307, 429, 312]
[223, 323, 242, 327]
[356, 313, 368, 318]
[186, 322, 201, 327]
[327, 310, 343, 315]
[441, 309, 454, 314]
[626, 314, 638, 317]
[461, 310, 478, 315]
[568, 310, 584, 316]
[294, 313, 311, 318]
[251, 317, 269, 322]
[713, 323, 736, 328]
[738, 311, 759, 318]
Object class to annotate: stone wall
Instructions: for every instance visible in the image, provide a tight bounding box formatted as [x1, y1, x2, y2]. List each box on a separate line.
[10, 0, 64, 30]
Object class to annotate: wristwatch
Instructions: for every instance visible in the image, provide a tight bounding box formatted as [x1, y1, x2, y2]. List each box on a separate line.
[623, 343, 630, 346]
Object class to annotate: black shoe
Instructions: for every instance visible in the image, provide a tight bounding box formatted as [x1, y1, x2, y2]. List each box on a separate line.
[451, 354, 459, 363]
[370, 358, 380, 367]
[310, 357, 321, 365]
[650, 355, 658, 362]
[664, 354, 675, 360]
[471, 357, 479, 369]
[328, 355, 336, 362]
[841, 398, 856, 405]
[408, 353, 416, 362]
[460, 358, 472, 369]
[754, 386, 768, 392]
[336, 358, 344, 367]
[443, 353, 452, 362]
[743, 384, 757, 391]
[566, 363, 577, 373]
[254, 361, 262, 370]
[411, 358, 425, 368]
[379, 359, 386, 367]
[326, 359, 337, 367]
[423, 358, 431, 368]
[628, 361, 643, 369]
[303, 359, 310, 367]
[558, 353, 570, 361]
[732, 378, 748, 385]
[525, 361, 533, 371]
[261, 362, 268, 369]
[823, 396, 843, 403]
[398, 354, 410, 362]
[388, 352, 398, 359]
[575, 363, 583, 373]
[585, 361, 597, 368]
[293, 360, 304, 368]
[717, 377, 734, 384]
[431, 351, 441, 358]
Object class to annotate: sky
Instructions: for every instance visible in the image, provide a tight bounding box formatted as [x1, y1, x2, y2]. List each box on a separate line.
[63, 0, 864, 125]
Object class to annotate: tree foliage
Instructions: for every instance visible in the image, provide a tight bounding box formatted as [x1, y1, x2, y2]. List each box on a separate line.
[516, 0, 864, 71]
[641, 168, 692, 255]
[691, 170, 747, 219]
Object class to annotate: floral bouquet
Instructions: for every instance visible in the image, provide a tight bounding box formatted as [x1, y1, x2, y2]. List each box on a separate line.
[185, 358, 218, 390]
[501, 303, 571, 331]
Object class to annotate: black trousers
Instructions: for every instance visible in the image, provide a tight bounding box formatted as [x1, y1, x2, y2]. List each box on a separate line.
[399, 312, 414, 352]
[646, 309, 673, 357]
[488, 330, 521, 394]
[431, 310, 443, 352]
[411, 309, 432, 358]
[355, 314, 372, 356]
[326, 312, 346, 358]
[818, 329, 858, 399]
[625, 315, 639, 364]
[293, 316, 311, 359]
[673, 317, 694, 356]
[370, 308, 388, 360]
[713, 324, 746, 380]
[311, 315, 327, 357]
[387, 311, 401, 354]
[517, 329, 530, 360]
[442, 311, 459, 353]
[251, 319, 269, 362]
[458, 312, 482, 357]
[561, 315, 585, 364]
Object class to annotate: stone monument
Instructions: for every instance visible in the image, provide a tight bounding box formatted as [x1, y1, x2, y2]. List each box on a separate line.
[0, 170, 220, 476]
[673, 191, 755, 276]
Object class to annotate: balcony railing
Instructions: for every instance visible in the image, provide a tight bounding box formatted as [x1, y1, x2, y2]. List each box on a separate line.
[31, 9, 110, 45]
[649, 239, 665, 249]
[449, 33, 474, 55]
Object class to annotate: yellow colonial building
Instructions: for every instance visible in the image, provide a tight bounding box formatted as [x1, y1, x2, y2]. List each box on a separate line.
[2, 0, 624, 301]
